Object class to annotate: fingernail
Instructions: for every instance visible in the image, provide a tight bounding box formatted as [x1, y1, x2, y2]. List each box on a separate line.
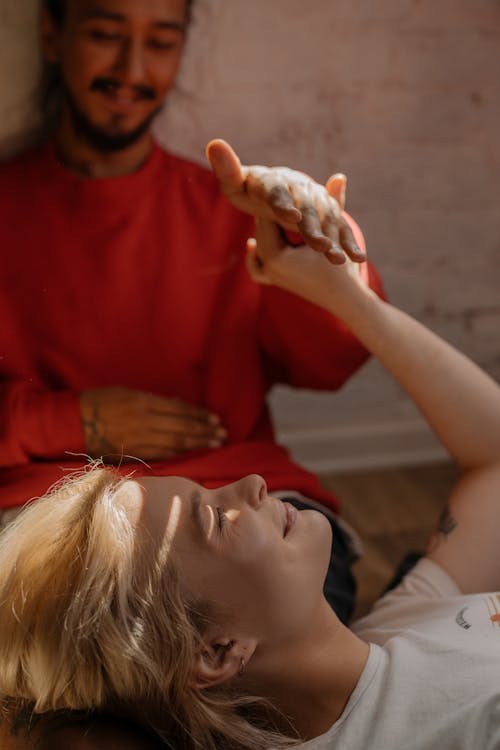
[309, 235, 332, 250]
[216, 428, 228, 439]
[327, 248, 346, 265]
[329, 242, 344, 256]
[209, 439, 222, 449]
[209, 413, 221, 425]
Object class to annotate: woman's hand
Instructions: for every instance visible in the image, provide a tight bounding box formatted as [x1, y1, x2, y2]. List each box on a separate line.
[206, 139, 365, 265]
[246, 218, 371, 323]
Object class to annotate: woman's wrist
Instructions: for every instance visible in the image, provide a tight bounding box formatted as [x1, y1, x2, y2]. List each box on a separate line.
[323, 267, 382, 330]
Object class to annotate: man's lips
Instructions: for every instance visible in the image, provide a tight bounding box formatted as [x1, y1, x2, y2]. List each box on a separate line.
[283, 501, 297, 537]
[98, 88, 147, 108]
[91, 81, 156, 108]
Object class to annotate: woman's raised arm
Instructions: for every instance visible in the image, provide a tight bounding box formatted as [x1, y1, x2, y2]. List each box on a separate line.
[247, 219, 500, 472]
[247, 219, 500, 593]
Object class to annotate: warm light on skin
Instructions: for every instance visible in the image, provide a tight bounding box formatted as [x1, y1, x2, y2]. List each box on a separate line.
[154, 492, 183, 564]
[127, 474, 333, 647]
[115, 478, 368, 738]
[166, 494, 182, 542]
[206, 505, 215, 539]
[117, 479, 185, 563]
[115, 478, 144, 525]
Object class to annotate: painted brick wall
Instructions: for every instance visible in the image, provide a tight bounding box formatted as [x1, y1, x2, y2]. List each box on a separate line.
[2, 1, 499, 470]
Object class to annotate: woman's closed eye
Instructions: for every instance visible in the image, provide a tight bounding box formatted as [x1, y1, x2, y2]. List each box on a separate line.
[216, 506, 228, 531]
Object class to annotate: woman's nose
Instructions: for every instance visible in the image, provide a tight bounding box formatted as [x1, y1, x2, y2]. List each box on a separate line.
[239, 474, 267, 509]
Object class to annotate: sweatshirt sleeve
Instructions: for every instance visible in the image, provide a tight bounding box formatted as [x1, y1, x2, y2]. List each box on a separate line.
[0, 381, 86, 467]
[258, 212, 387, 390]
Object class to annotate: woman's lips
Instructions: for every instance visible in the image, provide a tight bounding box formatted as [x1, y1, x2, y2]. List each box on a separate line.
[283, 502, 297, 537]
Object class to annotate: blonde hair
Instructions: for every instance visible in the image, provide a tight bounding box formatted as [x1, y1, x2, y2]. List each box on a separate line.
[0, 465, 298, 749]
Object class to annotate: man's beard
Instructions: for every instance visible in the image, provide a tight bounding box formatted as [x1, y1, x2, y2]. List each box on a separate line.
[62, 79, 163, 154]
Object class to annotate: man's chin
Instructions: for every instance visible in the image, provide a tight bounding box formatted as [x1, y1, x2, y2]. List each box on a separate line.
[85, 126, 151, 153]
[77, 116, 159, 153]
[65, 93, 162, 153]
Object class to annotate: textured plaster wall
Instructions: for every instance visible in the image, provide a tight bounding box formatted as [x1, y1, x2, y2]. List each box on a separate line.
[1, 1, 500, 470]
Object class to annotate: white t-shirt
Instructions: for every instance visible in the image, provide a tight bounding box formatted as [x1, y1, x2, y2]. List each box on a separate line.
[299, 558, 500, 750]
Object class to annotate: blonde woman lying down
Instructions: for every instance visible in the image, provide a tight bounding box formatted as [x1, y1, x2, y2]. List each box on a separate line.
[1, 213, 500, 750]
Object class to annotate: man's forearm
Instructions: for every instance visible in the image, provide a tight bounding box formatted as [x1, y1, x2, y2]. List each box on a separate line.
[0, 383, 84, 467]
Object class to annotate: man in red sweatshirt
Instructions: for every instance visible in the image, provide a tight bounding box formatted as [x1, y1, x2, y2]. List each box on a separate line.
[0, 0, 384, 626]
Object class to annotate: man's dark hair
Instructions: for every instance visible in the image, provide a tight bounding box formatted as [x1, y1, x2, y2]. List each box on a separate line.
[44, 0, 194, 25]
[44, 0, 65, 25]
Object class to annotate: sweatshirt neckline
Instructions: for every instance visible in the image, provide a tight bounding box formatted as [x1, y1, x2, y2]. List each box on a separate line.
[42, 139, 168, 201]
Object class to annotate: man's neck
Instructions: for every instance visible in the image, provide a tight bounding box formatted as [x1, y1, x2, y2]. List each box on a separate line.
[55, 114, 155, 179]
[247, 601, 370, 741]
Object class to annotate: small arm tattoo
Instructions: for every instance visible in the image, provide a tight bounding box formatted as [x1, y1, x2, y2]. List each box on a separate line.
[437, 506, 457, 537]
[427, 505, 458, 555]
[82, 402, 113, 457]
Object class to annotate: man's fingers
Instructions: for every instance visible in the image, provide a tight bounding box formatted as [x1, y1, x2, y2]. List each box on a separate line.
[130, 434, 222, 461]
[246, 173, 302, 224]
[146, 394, 220, 424]
[286, 182, 341, 256]
[108, 424, 228, 461]
[326, 173, 347, 210]
[206, 139, 245, 196]
[320, 207, 348, 264]
[324, 175, 365, 262]
[266, 185, 302, 224]
[296, 205, 338, 256]
[160, 430, 226, 451]
[339, 220, 366, 262]
[145, 412, 227, 441]
[132, 416, 227, 453]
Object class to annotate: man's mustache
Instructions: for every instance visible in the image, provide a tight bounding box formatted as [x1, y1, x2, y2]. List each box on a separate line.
[90, 78, 156, 101]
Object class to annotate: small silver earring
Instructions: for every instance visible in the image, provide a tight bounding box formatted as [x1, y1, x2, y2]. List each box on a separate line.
[238, 657, 246, 676]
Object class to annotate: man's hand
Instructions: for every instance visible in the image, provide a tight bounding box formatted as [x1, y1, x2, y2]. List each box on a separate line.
[80, 387, 227, 462]
[206, 139, 365, 265]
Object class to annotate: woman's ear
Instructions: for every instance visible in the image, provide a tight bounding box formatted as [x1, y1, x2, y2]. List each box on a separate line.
[190, 636, 257, 690]
[40, 7, 63, 64]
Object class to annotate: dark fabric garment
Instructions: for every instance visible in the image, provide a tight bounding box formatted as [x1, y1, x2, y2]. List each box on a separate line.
[282, 495, 356, 625]
[384, 551, 423, 593]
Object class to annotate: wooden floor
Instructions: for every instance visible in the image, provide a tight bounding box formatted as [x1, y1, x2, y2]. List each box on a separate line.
[320, 461, 459, 619]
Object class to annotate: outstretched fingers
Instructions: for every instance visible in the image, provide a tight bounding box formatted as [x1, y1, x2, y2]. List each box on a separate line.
[339, 219, 366, 262]
[245, 170, 302, 224]
[206, 139, 246, 197]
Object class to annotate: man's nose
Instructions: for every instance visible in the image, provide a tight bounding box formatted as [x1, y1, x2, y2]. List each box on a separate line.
[113, 38, 148, 85]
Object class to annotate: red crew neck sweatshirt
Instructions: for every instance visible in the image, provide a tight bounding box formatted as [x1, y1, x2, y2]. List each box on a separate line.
[0, 142, 384, 510]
